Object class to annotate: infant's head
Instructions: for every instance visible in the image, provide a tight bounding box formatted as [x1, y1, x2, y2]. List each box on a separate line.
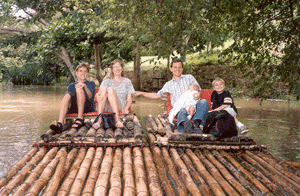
[188, 84, 200, 92]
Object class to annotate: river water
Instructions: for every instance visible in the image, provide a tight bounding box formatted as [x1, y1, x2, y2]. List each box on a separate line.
[0, 84, 299, 177]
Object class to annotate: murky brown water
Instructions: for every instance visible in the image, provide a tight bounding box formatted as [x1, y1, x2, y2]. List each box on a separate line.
[0, 84, 299, 177]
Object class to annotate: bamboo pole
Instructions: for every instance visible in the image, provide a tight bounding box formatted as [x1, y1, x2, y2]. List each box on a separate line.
[108, 148, 122, 196]
[132, 147, 148, 196]
[161, 148, 187, 196]
[245, 151, 300, 192]
[196, 150, 239, 195]
[0, 147, 38, 189]
[94, 147, 114, 196]
[220, 151, 274, 196]
[69, 147, 96, 196]
[151, 146, 176, 196]
[144, 117, 154, 133]
[63, 148, 78, 177]
[123, 147, 135, 196]
[114, 128, 123, 139]
[211, 150, 264, 196]
[14, 147, 59, 196]
[242, 152, 300, 195]
[0, 148, 47, 195]
[176, 149, 212, 196]
[185, 149, 225, 196]
[25, 147, 66, 196]
[133, 121, 144, 139]
[154, 117, 165, 135]
[96, 128, 106, 138]
[203, 150, 251, 196]
[57, 147, 87, 196]
[86, 127, 97, 137]
[143, 147, 164, 196]
[42, 147, 68, 196]
[148, 115, 158, 133]
[238, 155, 287, 195]
[169, 148, 201, 196]
[255, 151, 300, 184]
[105, 128, 114, 138]
[148, 133, 156, 145]
[74, 125, 89, 137]
[82, 147, 104, 196]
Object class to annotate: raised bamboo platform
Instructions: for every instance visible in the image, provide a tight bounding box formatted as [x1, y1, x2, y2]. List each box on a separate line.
[0, 113, 300, 196]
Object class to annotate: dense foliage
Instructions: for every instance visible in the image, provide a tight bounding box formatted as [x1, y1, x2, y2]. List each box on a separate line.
[0, 0, 299, 99]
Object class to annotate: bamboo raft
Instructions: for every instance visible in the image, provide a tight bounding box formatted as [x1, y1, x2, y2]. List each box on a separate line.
[1, 113, 300, 196]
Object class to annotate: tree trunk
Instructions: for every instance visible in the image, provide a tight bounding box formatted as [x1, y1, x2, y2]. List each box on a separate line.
[94, 44, 103, 84]
[134, 51, 141, 90]
[57, 47, 77, 81]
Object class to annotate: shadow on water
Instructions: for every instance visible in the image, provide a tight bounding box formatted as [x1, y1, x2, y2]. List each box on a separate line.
[0, 84, 299, 177]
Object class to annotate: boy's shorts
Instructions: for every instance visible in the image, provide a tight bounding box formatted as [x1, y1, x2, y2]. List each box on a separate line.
[224, 106, 237, 118]
[67, 88, 95, 114]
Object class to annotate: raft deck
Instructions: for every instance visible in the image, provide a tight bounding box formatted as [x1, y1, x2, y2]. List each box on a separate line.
[0, 113, 300, 196]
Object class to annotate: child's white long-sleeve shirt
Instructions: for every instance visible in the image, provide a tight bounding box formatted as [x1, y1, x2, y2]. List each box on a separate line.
[168, 90, 198, 124]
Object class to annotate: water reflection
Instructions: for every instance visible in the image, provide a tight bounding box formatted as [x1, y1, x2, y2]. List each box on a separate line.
[0, 84, 299, 177]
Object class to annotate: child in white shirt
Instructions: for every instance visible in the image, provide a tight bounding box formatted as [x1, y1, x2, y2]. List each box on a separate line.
[168, 84, 200, 124]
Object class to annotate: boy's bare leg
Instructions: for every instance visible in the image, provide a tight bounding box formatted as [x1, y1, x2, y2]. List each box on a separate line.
[107, 87, 123, 127]
[75, 86, 86, 120]
[58, 93, 71, 124]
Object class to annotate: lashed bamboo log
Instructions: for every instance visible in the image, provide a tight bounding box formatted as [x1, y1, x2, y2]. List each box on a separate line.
[0, 148, 47, 195]
[114, 128, 123, 139]
[148, 115, 158, 133]
[203, 150, 251, 196]
[132, 147, 148, 196]
[211, 150, 263, 196]
[285, 161, 300, 168]
[133, 115, 141, 127]
[86, 127, 97, 137]
[239, 155, 287, 195]
[42, 147, 67, 196]
[65, 127, 79, 137]
[255, 151, 300, 184]
[25, 147, 66, 196]
[145, 117, 154, 133]
[63, 148, 78, 177]
[185, 149, 225, 196]
[96, 128, 105, 138]
[158, 116, 173, 136]
[161, 148, 187, 196]
[123, 147, 135, 196]
[242, 152, 300, 195]
[176, 149, 212, 196]
[41, 129, 55, 141]
[57, 147, 87, 196]
[69, 147, 96, 196]
[169, 148, 201, 196]
[82, 147, 104, 196]
[220, 151, 274, 196]
[108, 148, 123, 196]
[143, 147, 164, 196]
[148, 133, 156, 145]
[74, 125, 89, 137]
[0, 147, 38, 189]
[13, 147, 59, 196]
[154, 117, 165, 134]
[94, 147, 114, 196]
[151, 147, 176, 196]
[245, 151, 300, 192]
[133, 121, 144, 139]
[105, 128, 114, 138]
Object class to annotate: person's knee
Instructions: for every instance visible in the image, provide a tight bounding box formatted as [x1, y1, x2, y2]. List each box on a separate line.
[197, 99, 209, 109]
[107, 87, 115, 95]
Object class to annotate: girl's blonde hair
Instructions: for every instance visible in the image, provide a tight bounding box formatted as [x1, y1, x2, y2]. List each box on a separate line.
[105, 59, 125, 79]
[212, 77, 225, 87]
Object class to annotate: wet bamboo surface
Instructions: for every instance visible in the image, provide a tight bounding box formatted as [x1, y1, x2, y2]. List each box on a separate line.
[1, 114, 300, 196]
[0, 146, 300, 196]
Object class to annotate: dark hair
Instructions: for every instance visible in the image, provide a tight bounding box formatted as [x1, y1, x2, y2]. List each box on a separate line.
[171, 58, 184, 68]
[76, 62, 90, 72]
